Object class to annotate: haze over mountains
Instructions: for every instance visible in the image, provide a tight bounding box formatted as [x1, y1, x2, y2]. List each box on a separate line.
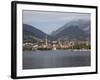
[51, 19, 90, 41]
[23, 19, 90, 43]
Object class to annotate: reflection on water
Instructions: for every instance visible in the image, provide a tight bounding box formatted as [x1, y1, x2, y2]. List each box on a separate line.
[23, 50, 91, 69]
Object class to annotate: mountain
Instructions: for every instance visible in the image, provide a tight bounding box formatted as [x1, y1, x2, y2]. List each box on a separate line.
[51, 19, 90, 41]
[52, 26, 89, 40]
[23, 24, 51, 43]
[23, 24, 48, 38]
[23, 19, 90, 43]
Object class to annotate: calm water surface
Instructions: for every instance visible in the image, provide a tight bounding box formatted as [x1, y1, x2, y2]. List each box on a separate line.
[23, 50, 91, 69]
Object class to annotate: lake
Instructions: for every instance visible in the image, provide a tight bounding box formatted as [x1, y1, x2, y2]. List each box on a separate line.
[23, 50, 91, 69]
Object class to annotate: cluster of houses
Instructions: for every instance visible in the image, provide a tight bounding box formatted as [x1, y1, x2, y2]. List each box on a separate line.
[23, 36, 90, 51]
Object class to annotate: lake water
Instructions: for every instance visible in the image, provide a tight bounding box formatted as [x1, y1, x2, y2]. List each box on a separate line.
[23, 50, 91, 69]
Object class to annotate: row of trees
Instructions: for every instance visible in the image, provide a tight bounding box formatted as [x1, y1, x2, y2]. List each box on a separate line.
[72, 43, 91, 49]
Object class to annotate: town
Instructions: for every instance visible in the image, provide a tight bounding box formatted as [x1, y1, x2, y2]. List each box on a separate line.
[23, 35, 91, 51]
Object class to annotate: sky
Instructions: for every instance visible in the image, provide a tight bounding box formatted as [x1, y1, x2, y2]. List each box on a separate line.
[23, 10, 90, 34]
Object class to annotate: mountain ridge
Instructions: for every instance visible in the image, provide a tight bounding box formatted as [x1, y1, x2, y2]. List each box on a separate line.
[23, 19, 90, 42]
[51, 19, 90, 36]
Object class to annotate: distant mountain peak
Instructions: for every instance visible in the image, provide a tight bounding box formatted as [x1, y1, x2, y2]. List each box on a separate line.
[51, 19, 90, 41]
[51, 19, 90, 36]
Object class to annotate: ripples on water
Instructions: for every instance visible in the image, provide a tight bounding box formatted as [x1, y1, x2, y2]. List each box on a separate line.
[23, 50, 91, 69]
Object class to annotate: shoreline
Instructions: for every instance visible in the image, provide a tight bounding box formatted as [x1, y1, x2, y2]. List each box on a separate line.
[23, 49, 91, 51]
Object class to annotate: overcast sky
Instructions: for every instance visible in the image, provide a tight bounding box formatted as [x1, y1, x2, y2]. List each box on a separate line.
[23, 10, 90, 34]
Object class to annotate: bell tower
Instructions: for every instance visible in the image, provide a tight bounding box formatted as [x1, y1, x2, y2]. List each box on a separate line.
[45, 35, 48, 46]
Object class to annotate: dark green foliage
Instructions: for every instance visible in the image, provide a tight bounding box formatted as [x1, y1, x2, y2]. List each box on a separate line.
[73, 43, 91, 49]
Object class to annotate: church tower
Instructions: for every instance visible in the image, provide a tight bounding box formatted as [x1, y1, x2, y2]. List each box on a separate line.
[45, 35, 48, 46]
